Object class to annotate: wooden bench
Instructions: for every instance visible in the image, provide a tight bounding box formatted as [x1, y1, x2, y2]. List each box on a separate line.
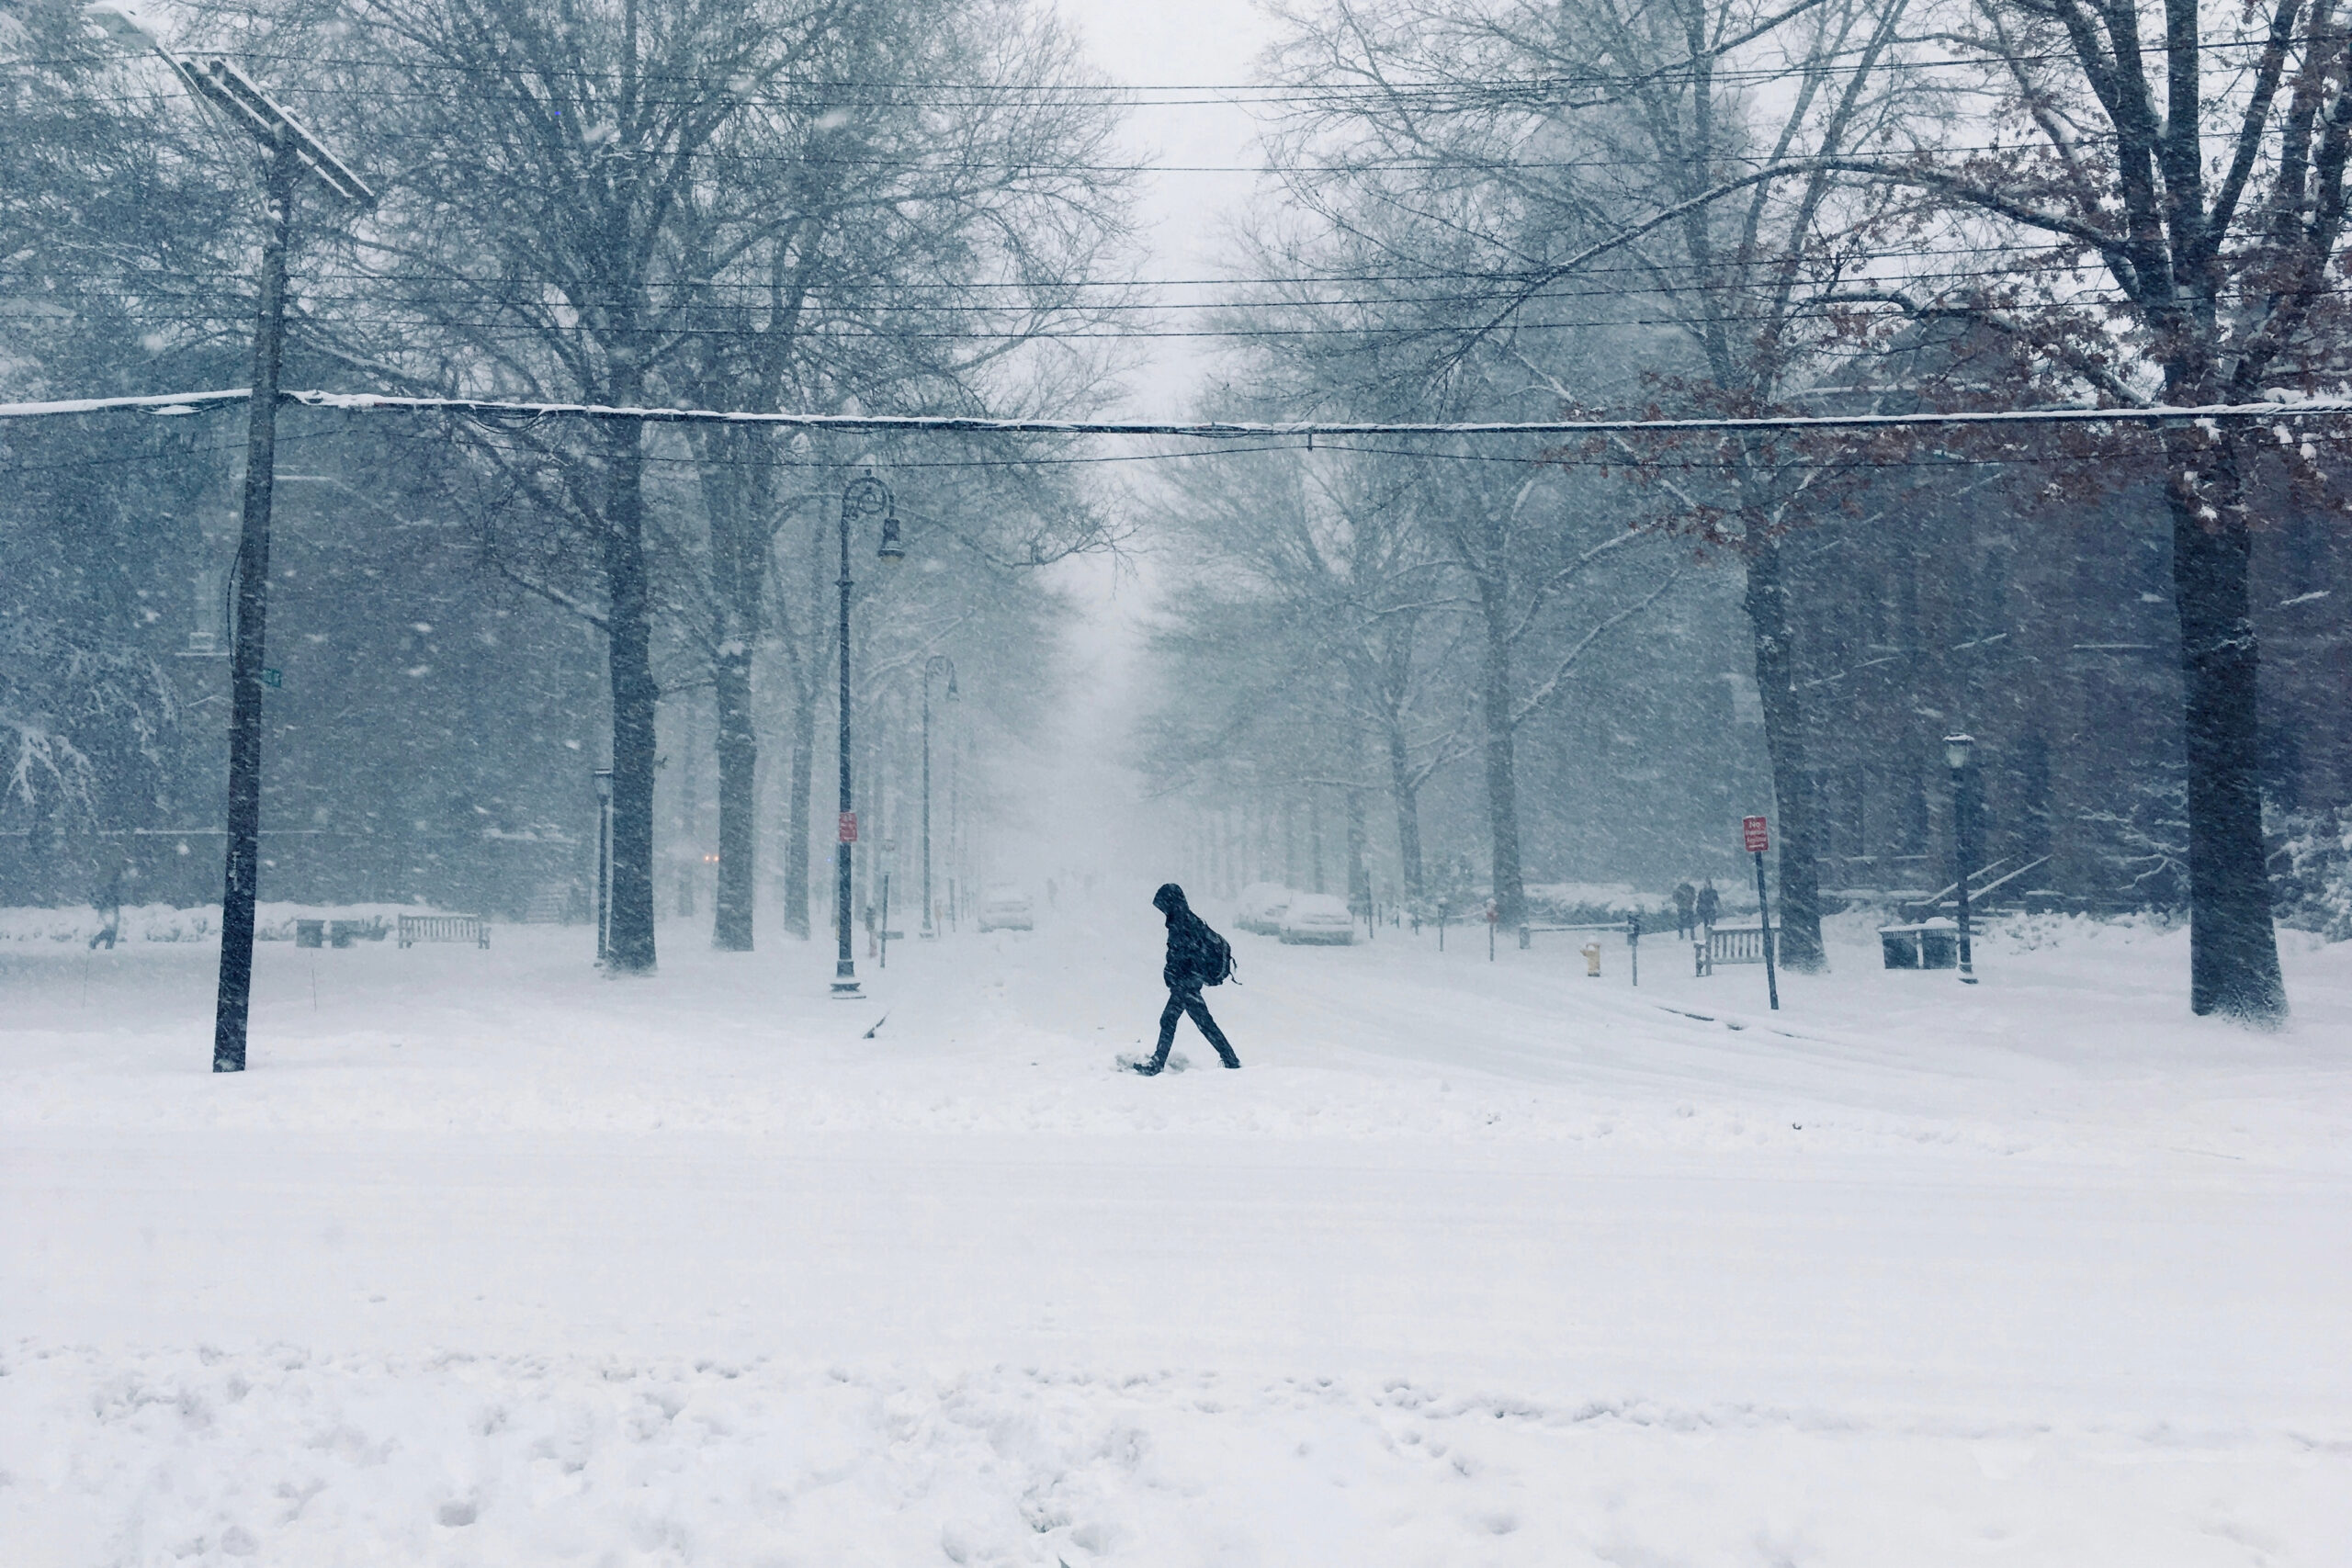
[397, 914, 490, 949]
[1693, 924, 1770, 976]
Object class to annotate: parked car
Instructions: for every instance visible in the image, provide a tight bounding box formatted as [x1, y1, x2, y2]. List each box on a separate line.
[977, 886, 1034, 931]
[1279, 892, 1356, 945]
[1234, 882, 1295, 935]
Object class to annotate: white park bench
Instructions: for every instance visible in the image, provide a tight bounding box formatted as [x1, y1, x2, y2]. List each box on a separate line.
[396, 913, 490, 949]
[1693, 924, 1770, 976]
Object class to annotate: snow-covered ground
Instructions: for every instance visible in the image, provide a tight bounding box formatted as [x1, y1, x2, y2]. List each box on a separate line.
[5, 893, 2348, 1565]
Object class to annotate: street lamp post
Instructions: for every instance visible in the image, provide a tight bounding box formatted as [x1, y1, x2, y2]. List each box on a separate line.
[85, 10, 373, 1074]
[593, 768, 614, 965]
[947, 711, 962, 932]
[1944, 733, 1979, 985]
[921, 655, 958, 938]
[832, 470, 903, 998]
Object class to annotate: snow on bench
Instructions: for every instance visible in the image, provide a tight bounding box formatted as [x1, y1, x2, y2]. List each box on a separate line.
[396, 914, 490, 950]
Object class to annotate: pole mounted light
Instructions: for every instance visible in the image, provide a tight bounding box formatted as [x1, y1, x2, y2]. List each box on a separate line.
[85, 4, 378, 1072]
[832, 469, 901, 997]
[84, 6, 376, 210]
[1943, 733, 1979, 985]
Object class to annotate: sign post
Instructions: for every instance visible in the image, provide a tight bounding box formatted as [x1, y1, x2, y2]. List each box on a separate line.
[1627, 908, 1641, 987]
[1743, 816, 1781, 1010]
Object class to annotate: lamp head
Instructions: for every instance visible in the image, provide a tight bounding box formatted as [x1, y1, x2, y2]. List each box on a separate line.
[945, 670, 959, 701]
[1943, 733, 1975, 771]
[844, 468, 902, 562]
[593, 767, 613, 802]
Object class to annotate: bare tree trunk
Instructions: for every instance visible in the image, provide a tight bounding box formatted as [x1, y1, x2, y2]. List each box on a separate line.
[1307, 787, 1327, 893]
[784, 678, 817, 940]
[677, 697, 699, 918]
[697, 438, 764, 953]
[1743, 531, 1825, 971]
[711, 649, 756, 950]
[603, 414, 659, 976]
[2166, 430, 2286, 1021]
[1477, 587, 1526, 929]
[1381, 719, 1426, 904]
[1345, 778, 1370, 916]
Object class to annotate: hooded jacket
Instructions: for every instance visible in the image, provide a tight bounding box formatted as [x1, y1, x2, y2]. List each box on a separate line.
[1153, 883, 1227, 992]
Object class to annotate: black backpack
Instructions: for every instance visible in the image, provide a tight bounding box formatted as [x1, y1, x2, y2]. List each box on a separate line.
[1201, 925, 1236, 987]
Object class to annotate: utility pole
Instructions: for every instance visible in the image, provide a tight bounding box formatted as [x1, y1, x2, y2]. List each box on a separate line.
[89, 0, 373, 1078]
[182, 62, 372, 1073]
[212, 131, 299, 1072]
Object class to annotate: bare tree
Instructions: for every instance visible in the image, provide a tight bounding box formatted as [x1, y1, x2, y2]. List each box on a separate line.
[656, 0, 1134, 950]
[306, 0, 866, 973]
[1781, 0, 2327, 1021]
[1261, 0, 1922, 965]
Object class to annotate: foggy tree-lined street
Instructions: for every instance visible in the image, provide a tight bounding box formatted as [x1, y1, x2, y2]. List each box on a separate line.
[5, 0, 2350, 1561]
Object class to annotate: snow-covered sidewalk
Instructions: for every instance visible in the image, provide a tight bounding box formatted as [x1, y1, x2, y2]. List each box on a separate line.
[5, 896, 2347, 1564]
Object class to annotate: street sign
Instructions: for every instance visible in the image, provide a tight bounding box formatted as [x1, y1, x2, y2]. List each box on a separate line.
[1742, 815, 1769, 853]
[260, 667, 282, 689]
[838, 811, 858, 843]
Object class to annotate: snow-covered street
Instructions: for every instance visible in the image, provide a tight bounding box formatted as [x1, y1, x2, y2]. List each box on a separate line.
[6, 899, 2348, 1564]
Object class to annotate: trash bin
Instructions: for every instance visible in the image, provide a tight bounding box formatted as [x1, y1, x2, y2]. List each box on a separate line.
[295, 919, 325, 949]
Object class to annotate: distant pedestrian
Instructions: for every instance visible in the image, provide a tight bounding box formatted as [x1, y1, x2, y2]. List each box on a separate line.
[87, 852, 125, 951]
[1672, 880, 1696, 940]
[1136, 882, 1240, 1075]
[1695, 877, 1721, 932]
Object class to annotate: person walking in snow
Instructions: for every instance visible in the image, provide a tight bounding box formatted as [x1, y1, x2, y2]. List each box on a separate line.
[1695, 877, 1722, 932]
[88, 853, 126, 951]
[1672, 880, 1697, 941]
[1135, 882, 1240, 1075]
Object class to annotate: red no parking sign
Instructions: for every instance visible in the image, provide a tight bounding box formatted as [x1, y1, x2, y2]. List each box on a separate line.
[1742, 815, 1769, 853]
[839, 811, 858, 843]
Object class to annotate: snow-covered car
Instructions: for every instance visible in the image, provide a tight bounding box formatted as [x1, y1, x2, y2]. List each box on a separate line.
[1234, 882, 1295, 935]
[977, 886, 1034, 931]
[1279, 892, 1356, 944]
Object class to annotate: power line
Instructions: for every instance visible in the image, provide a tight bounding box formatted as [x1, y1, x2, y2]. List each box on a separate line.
[21, 37, 2290, 102]
[11, 385, 2352, 436]
[18, 236, 2145, 297]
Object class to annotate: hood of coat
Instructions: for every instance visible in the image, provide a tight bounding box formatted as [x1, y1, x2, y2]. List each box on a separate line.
[1152, 883, 1189, 919]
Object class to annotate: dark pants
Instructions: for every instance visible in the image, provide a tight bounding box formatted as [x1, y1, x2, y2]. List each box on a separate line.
[1151, 987, 1238, 1069]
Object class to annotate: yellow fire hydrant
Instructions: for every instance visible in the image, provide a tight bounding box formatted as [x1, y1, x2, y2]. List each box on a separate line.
[1581, 940, 1603, 977]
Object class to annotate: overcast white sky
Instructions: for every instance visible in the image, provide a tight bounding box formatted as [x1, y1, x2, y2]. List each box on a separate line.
[1057, 0, 1286, 419]
[1016, 2, 1289, 874]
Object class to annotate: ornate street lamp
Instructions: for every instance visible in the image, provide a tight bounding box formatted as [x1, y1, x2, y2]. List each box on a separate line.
[921, 656, 958, 938]
[832, 470, 901, 997]
[1944, 733, 1979, 985]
